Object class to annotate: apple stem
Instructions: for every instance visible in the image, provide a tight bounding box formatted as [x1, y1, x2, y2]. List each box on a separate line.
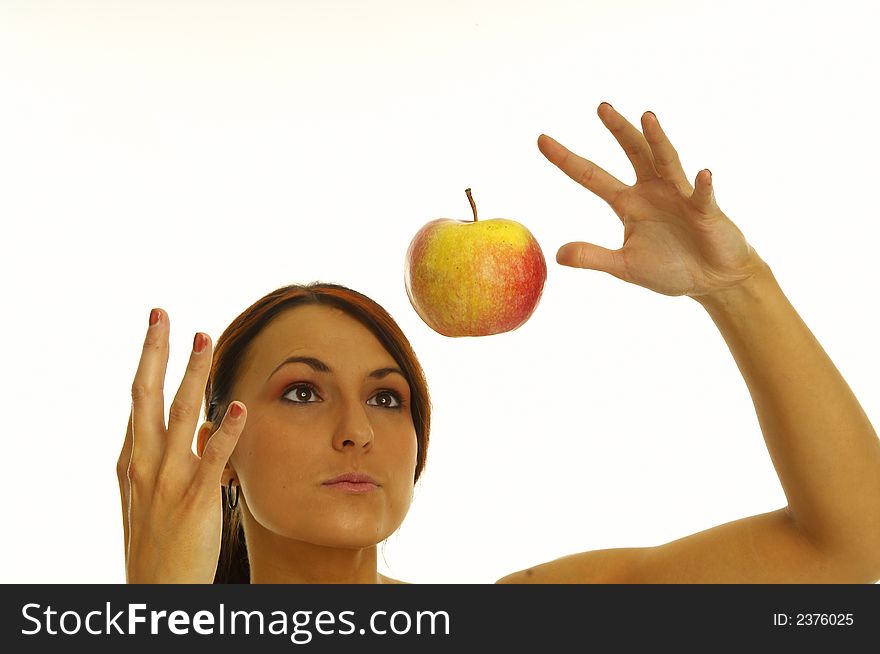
[465, 188, 478, 222]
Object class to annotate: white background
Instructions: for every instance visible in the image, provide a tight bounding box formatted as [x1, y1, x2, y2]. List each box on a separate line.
[1, 0, 878, 584]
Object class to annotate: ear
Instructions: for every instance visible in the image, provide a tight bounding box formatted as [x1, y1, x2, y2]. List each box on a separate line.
[197, 421, 237, 485]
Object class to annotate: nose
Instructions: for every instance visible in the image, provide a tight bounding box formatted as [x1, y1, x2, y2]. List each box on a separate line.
[332, 396, 375, 451]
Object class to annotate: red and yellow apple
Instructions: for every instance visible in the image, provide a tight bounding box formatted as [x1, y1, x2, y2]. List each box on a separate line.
[404, 189, 547, 337]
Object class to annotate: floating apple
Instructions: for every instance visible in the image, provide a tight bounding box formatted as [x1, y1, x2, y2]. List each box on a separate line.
[404, 188, 547, 337]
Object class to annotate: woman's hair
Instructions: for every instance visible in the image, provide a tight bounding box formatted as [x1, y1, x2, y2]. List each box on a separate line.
[203, 282, 432, 583]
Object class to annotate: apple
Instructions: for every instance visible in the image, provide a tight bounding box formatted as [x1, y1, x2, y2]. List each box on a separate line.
[404, 188, 547, 337]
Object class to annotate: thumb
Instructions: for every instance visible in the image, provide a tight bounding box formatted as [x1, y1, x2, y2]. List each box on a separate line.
[198, 401, 246, 485]
[556, 242, 627, 279]
[690, 169, 717, 214]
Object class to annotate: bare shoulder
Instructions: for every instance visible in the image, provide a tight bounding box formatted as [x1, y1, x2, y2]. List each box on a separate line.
[379, 574, 410, 584]
[495, 547, 650, 584]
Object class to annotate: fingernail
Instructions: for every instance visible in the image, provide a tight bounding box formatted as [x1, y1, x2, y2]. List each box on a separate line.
[556, 246, 568, 265]
[229, 402, 243, 419]
[600, 101, 613, 110]
[646, 110, 657, 120]
[193, 332, 207, 354]
[149, 309, 160, 326]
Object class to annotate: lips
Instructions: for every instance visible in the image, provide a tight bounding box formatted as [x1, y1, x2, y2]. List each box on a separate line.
[322, 472, 380, 486]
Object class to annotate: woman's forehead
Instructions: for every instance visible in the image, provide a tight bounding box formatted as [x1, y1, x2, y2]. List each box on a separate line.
[251, 305, 394, 368]
[266, 304, 372, 339]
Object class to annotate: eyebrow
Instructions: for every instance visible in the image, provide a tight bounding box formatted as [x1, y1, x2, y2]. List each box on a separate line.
[266, 356, 406, 383]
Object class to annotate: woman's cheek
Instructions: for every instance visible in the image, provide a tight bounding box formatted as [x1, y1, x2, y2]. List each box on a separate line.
[255, 411, 319, 447]
[236, 417, 319, 492]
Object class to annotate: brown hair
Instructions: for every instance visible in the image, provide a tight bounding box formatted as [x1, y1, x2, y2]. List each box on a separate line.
[202, 282, 432, 583]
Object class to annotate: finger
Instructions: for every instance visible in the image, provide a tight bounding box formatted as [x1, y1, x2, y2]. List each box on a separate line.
[597, 102, 660, 183]
[166, 332, 212, 459]
[641, 111, 693, 194]
[690, 169, 716, 214]
[197, 401, 247, 486]
[130, 308, 170, 467]
[538, 133, 628, 204]
[117, 406, 133, 481]
[556, 241, 628, 281]
[118, 408, 133, 560]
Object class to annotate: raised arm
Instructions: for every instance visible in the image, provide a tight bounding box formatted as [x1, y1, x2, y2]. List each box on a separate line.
[680, 254, 880, 580]
[499, 103, 880, 583]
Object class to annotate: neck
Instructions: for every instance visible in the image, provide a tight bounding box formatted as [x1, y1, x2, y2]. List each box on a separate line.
[241, 509, 385, 584]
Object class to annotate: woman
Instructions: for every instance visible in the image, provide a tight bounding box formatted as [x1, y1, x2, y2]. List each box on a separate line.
[117, 103, 880, 583]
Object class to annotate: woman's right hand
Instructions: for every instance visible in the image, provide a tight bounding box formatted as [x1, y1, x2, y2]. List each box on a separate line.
[116, 308, 247, 583]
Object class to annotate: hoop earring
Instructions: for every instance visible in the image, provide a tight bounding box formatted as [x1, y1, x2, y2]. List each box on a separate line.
[225, 479, 240, 509]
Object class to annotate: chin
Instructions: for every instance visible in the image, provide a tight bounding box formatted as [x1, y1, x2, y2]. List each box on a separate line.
[247, 487, 411, 547]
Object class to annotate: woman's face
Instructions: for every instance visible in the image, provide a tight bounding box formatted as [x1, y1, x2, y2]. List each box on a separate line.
[221, 304, 418, 549]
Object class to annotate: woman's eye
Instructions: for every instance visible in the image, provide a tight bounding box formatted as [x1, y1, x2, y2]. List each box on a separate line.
[367, 390, 402, 409]
[282, 385, 402, 409]
[282, 384, 321, 404]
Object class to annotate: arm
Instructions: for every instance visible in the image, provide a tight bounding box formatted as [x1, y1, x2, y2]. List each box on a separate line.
[556, 265, 880, 584]
[690, 257, 880, 577]
[500, 103, 880, 583]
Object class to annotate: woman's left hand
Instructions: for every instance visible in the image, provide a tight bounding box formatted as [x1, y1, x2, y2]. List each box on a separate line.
[539, 103, 767, 301]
